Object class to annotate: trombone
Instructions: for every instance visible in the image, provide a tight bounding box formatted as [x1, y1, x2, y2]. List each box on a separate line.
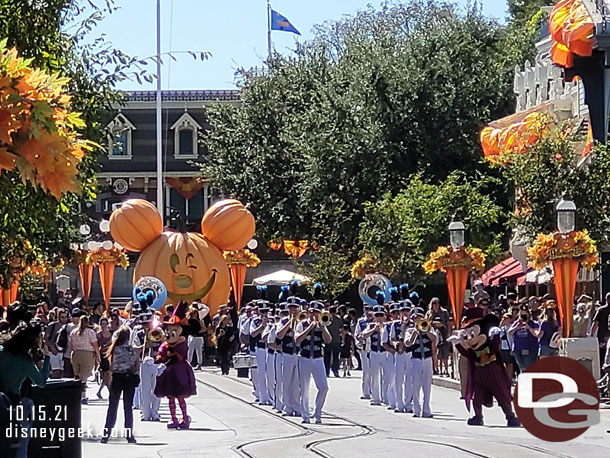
[296, 310, 309, 323]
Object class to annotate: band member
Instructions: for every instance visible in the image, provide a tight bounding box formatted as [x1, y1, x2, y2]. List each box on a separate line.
[262, 309, 278, 406]
[276, 284, 301, 416]
[361, 292, 387, 406]
[250, 287, 272, 405]
[382, 296, 401, 410]
[295, 301, 331, 423]
[355, 303, 374, 400]
[392, 293, 414, 413]
[240, 303, 259, 401]
[405, 308, 436, 418]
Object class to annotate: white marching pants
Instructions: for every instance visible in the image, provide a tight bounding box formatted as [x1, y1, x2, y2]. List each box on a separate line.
[266, 351, 276, 404]
[140, 357, 160, 420]
[250, 351, 259, 400]
[369, 351, 385, 404]
[411, 357, 433, 416]
[255, 348, 270, 403]
[359, 350, 371, 398]
[383, 352, 396, 408]
[394, 352, 413, 411]
[298, 357, 328, 422]
[281, 353, 301, 415]
[187, 336, 204, 367]
[274, 352, 284, 411]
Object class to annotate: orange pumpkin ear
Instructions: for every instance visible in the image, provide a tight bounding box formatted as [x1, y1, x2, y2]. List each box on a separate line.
[201, 199, 255, 251]
[110, 199, 163, 252]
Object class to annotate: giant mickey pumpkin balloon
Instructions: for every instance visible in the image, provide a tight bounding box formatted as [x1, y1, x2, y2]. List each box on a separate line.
[110, 199, 255, 316]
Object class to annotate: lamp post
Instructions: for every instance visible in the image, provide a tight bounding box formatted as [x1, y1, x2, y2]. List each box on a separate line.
[449, 219, 466, 250]
[556, 196, 576, 234]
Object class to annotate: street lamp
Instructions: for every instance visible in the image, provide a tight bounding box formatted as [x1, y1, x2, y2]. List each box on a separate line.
[556, 196, 576, 234]
[449, 219, 466, 250]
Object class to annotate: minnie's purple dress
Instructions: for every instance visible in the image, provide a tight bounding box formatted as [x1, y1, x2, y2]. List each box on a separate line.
[155, 340, 197, 398]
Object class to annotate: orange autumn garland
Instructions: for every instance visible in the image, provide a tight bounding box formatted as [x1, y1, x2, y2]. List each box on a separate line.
[351, 254, 381, 279]
[0, 41, 95, 198]
[86, 247, 129, 269]
[223, 249, 261, 268]
[527, 230, 598, 270]
[423, 246, 486, 275]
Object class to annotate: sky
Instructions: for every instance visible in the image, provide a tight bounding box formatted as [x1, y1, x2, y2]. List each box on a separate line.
[88, 0, 508, 91]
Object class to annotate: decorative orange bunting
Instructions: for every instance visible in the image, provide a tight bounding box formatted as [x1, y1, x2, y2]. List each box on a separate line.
[268, 240, 282, 251]
[549, 0, 595, 69]
[165, 177, 205, 200]
[283, 240, 309, 258]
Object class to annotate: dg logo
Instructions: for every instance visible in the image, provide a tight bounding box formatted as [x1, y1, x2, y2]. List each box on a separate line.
[514, 356, 600, 442]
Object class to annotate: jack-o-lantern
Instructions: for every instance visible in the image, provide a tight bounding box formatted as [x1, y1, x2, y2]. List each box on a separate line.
[110, 199, 255, 316]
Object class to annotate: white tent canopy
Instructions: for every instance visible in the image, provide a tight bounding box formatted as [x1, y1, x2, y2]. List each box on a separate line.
[252, 269, 311, 286]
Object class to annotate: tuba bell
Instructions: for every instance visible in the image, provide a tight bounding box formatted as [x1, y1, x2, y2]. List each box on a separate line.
[358, 273, 392, 306]
[320, 310, 333, 326]
[147, 328, 165, 343]
[417, 319, 431, 333]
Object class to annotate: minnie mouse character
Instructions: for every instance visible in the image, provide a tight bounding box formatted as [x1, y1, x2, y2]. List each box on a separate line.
[449, 307, 520, 427]
[155, 301, 201, 429]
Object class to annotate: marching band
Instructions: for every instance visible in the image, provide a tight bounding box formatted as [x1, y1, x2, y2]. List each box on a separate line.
[240, 282, 437, 422]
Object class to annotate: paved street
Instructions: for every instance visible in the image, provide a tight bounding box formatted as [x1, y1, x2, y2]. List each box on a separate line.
[81, 369, 610, 458]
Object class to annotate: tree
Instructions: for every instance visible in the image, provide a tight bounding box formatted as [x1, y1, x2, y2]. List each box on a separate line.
[202, 1, 519, 258]
[0, 1, 142, 286]
[497, 135, 610, 244]
[357, 172, 504, 284]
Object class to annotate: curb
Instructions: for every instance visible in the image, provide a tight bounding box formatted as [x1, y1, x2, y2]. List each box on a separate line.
[432, 375, 461, 391]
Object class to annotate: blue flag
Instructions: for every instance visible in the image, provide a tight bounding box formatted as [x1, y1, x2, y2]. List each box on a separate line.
[270, 9, 301, 35]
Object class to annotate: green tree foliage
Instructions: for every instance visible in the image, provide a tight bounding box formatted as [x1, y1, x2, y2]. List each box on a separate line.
[357, 172, 503, 284]
[202, 1, 519, 258]
[499, 137, 610, 244]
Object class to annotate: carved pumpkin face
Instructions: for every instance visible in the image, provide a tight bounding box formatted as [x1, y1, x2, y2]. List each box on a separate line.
[134, 232, 230, 310]
[110, 199, 255, 317]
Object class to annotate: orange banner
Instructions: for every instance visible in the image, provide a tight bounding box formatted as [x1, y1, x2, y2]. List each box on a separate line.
[446, 267, 469, 326]
[9, 280, 19, 303]
[229, 263, 247, 309]
[78, 263, 94, 305]
[98, 261, 116, 314]
[552, 258, 579, 337]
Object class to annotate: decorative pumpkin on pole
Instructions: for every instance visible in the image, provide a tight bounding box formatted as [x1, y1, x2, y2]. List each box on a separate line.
[110, 199, 255, 317]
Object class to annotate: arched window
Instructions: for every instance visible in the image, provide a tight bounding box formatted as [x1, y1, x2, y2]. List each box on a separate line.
[107, 113, 136, 160]
[171, 112, 201, 158]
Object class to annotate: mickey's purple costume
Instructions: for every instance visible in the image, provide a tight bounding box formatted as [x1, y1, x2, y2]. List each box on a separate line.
[452, 308, 520, 427]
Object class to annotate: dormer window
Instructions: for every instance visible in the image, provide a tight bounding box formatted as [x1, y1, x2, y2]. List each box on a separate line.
[107, 113, 136, 160]
[171, 112, 201, 158]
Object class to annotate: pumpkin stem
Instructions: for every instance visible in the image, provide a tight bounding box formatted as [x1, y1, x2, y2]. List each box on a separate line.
[168, 207, 188, 233]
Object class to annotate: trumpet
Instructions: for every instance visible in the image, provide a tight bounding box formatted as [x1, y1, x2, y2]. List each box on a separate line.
[147, 328, 165, 343]
[296, 311, 309, 322]
[320, 311, 333, 327]
[417, 319, 431, 333]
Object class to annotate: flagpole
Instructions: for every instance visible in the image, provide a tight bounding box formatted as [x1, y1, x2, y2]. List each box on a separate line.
[156, 0, 164, 224]
[267, 0, 272, 59]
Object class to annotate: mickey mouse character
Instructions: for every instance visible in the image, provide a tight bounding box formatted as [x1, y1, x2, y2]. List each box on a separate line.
[155, 301, 201, 429]
[449, 307, 520, 427]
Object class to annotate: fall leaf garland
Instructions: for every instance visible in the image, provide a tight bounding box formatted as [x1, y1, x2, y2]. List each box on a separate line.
[86, 247, 129, 269]
[423, 246, 486, 275]
[223, 249, 260, 268]
[0, 41, 95, 198]
[527, 230, 598, 270]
